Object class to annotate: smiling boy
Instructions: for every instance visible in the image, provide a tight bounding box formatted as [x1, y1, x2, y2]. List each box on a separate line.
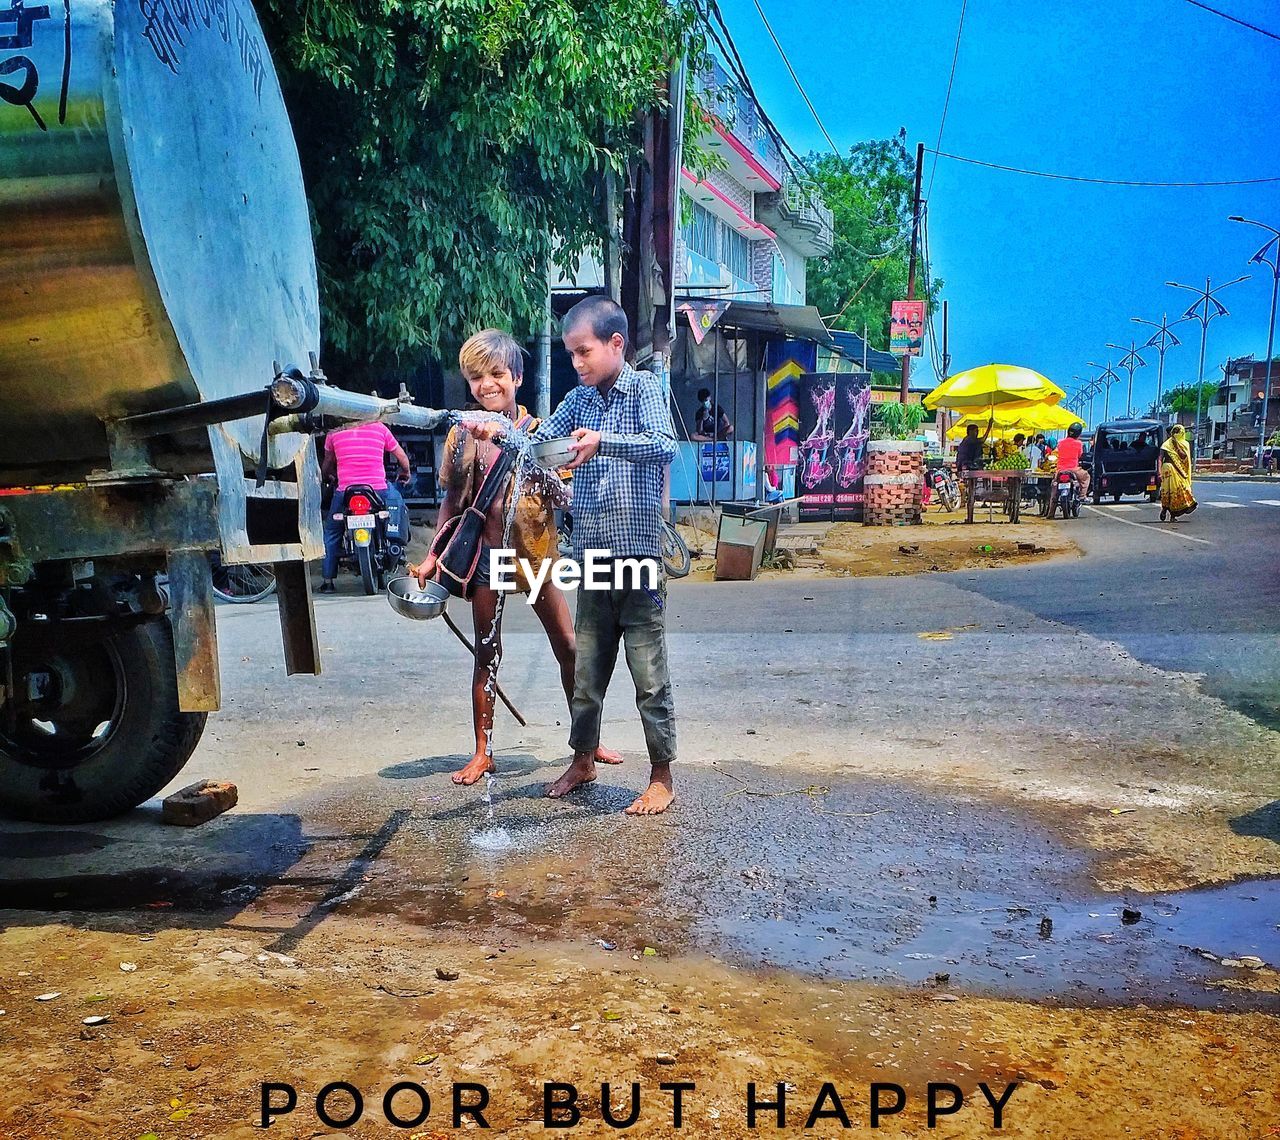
[413, 329, 620, 786]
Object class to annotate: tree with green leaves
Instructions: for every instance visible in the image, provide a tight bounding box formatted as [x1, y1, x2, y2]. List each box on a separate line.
[802, 131, 942, 353]
[1161, 381, 1219, 414]
[258, 0, 705, 385]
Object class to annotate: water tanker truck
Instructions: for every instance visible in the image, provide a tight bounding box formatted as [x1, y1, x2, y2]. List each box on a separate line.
[0, 0, 445, 821]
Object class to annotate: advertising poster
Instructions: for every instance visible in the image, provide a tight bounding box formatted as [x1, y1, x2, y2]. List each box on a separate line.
[890, 299, 926, 357]
[833, 372, 873, 520]
[796, 371, 839, 520]
[765, 339, 817, 491]
[698, 441, 731, 483]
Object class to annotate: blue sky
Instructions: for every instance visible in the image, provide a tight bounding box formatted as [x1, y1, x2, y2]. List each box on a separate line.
[716, 0, 1280, 414]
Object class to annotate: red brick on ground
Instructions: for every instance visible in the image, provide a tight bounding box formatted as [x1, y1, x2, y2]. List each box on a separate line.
[161, 780, 238, 827]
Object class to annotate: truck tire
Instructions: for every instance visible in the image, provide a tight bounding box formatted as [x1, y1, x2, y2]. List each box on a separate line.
[0, 618, 207, 823]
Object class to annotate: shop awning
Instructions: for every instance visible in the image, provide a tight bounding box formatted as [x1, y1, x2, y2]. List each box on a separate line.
[680, 298, 834, 345]
[829, 330, 900, 373]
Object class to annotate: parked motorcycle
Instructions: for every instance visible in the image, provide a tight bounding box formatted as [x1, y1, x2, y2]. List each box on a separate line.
[924, 465, 960, 513]
[1052, 471, 1082, 519]
[332, 485, 409, 593]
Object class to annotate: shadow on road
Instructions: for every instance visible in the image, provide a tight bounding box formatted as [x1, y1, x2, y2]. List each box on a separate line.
[1230, 801, 1280, 845]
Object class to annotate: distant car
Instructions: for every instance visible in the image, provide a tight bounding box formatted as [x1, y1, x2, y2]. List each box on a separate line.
[1090, 419, 1165, 503]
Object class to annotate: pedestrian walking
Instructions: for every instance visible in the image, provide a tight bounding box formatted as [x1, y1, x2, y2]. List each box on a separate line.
[1159, 424, 1198, 522]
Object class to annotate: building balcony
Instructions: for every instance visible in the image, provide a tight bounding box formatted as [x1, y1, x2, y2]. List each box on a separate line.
[694, 59, 786, 191]
[756, 175, 835, 258]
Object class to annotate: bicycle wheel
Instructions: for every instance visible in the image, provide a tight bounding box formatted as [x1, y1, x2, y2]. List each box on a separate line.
[661, 520, 691, 579]
[211, 560, 277, 604]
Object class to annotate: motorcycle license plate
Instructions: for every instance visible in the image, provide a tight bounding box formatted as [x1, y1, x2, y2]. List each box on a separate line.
[346, 514, 376, 529]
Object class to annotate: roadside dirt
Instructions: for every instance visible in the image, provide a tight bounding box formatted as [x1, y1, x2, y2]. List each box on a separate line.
[682, 513, 1080, 582]
[1, 917, 1276, 1139]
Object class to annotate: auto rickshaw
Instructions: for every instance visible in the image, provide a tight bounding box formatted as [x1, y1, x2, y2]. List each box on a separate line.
[1090, 419, 1167, 503]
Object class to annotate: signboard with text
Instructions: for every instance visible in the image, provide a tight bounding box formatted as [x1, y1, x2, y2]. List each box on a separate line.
[890, 300, 925, 357]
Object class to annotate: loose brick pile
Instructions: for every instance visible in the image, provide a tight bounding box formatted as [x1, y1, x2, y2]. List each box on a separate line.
[864, 444, 924, 526]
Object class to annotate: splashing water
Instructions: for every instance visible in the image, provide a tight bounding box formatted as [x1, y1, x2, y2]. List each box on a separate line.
[444, 409, 565, 854]
[470, 827, 516, 852]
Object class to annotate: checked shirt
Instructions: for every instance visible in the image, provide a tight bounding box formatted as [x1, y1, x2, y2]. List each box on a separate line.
[533, 364, 676, 561]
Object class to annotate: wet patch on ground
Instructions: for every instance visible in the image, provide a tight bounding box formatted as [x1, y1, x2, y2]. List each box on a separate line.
[3, 763, 1277, 1013]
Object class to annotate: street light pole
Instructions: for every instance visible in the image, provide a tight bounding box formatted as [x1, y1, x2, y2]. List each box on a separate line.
[1106, 341, 1147, 417]
[1166, 274, 1250, 461]
[1087, 361, 1122, 422]
[1228, 216, 1280, 470]
[1088, 374, 1105, 425]
[1132, 313, 1186, 419]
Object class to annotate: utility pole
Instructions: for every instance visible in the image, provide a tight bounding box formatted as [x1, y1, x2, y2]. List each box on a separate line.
[900, 140, 925, 403]
[941, 299, 951, 378]
[939, 300, 951, 454]
[1228, 215, 1280, 470]
[1087, 360, 1123, 422]
[1105, 341, 1148, 417]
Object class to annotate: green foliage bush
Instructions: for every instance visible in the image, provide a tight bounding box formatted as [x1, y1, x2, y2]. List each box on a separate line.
[258, 0, 706, 384]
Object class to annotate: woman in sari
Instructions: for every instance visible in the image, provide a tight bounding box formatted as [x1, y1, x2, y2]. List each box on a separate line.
[1159, 424, 1197, 522]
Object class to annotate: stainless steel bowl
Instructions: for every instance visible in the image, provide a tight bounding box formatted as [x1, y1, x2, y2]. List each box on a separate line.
[529, 436, 578, 469]
[385, 576, 449, 621]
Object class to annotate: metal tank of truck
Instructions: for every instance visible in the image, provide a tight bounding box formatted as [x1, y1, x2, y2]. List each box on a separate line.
[0, 0, 444, 821]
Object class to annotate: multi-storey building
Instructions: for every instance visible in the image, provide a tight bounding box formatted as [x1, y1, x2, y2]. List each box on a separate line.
[679, 57, 833, 308]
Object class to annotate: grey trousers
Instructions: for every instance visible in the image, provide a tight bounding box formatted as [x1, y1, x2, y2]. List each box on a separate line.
[568, 572, 676, 766]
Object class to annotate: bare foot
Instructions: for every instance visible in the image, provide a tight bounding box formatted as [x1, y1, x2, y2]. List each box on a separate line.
[453, 752, 495, 786]
[625, 766, 674, 816]
[594, 745, 624, 765]
[547, 754, 597, 799]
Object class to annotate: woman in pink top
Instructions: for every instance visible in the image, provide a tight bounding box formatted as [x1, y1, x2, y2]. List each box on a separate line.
[320, 422, 412, 591]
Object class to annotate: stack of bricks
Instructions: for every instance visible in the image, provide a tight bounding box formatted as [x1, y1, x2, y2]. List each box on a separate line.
[863, 441, 925, 526]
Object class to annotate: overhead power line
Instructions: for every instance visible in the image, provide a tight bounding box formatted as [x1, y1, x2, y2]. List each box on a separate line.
[699, 0, 897, 235]
[747, 0, 844, 158]
[1182, 0, 1280, 43]
[928, 0, 969, 198]
[928, 149, 1280, 186]
[698, 0, 815, 186]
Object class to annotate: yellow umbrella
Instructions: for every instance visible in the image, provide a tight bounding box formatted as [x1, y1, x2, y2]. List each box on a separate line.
[924, 364, 1065, 411]
[946, 402, 1085, 439]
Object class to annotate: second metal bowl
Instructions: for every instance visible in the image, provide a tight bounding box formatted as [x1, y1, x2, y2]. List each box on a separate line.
[385, 576, 449, 621]
[528, 436, 579, 469]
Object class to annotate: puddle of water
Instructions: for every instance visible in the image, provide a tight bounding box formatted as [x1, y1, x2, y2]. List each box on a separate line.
[5, 765, 1277, 1012]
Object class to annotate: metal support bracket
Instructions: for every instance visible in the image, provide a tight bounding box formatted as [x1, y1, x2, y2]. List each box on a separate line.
[273, 559, 320, 677]
[166, 549, 221, 712]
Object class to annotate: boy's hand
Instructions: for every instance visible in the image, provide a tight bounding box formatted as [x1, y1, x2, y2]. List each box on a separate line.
[565, 428, 602, 469]
[465, 420, 505, 443]
[410, 553, 438, 588]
